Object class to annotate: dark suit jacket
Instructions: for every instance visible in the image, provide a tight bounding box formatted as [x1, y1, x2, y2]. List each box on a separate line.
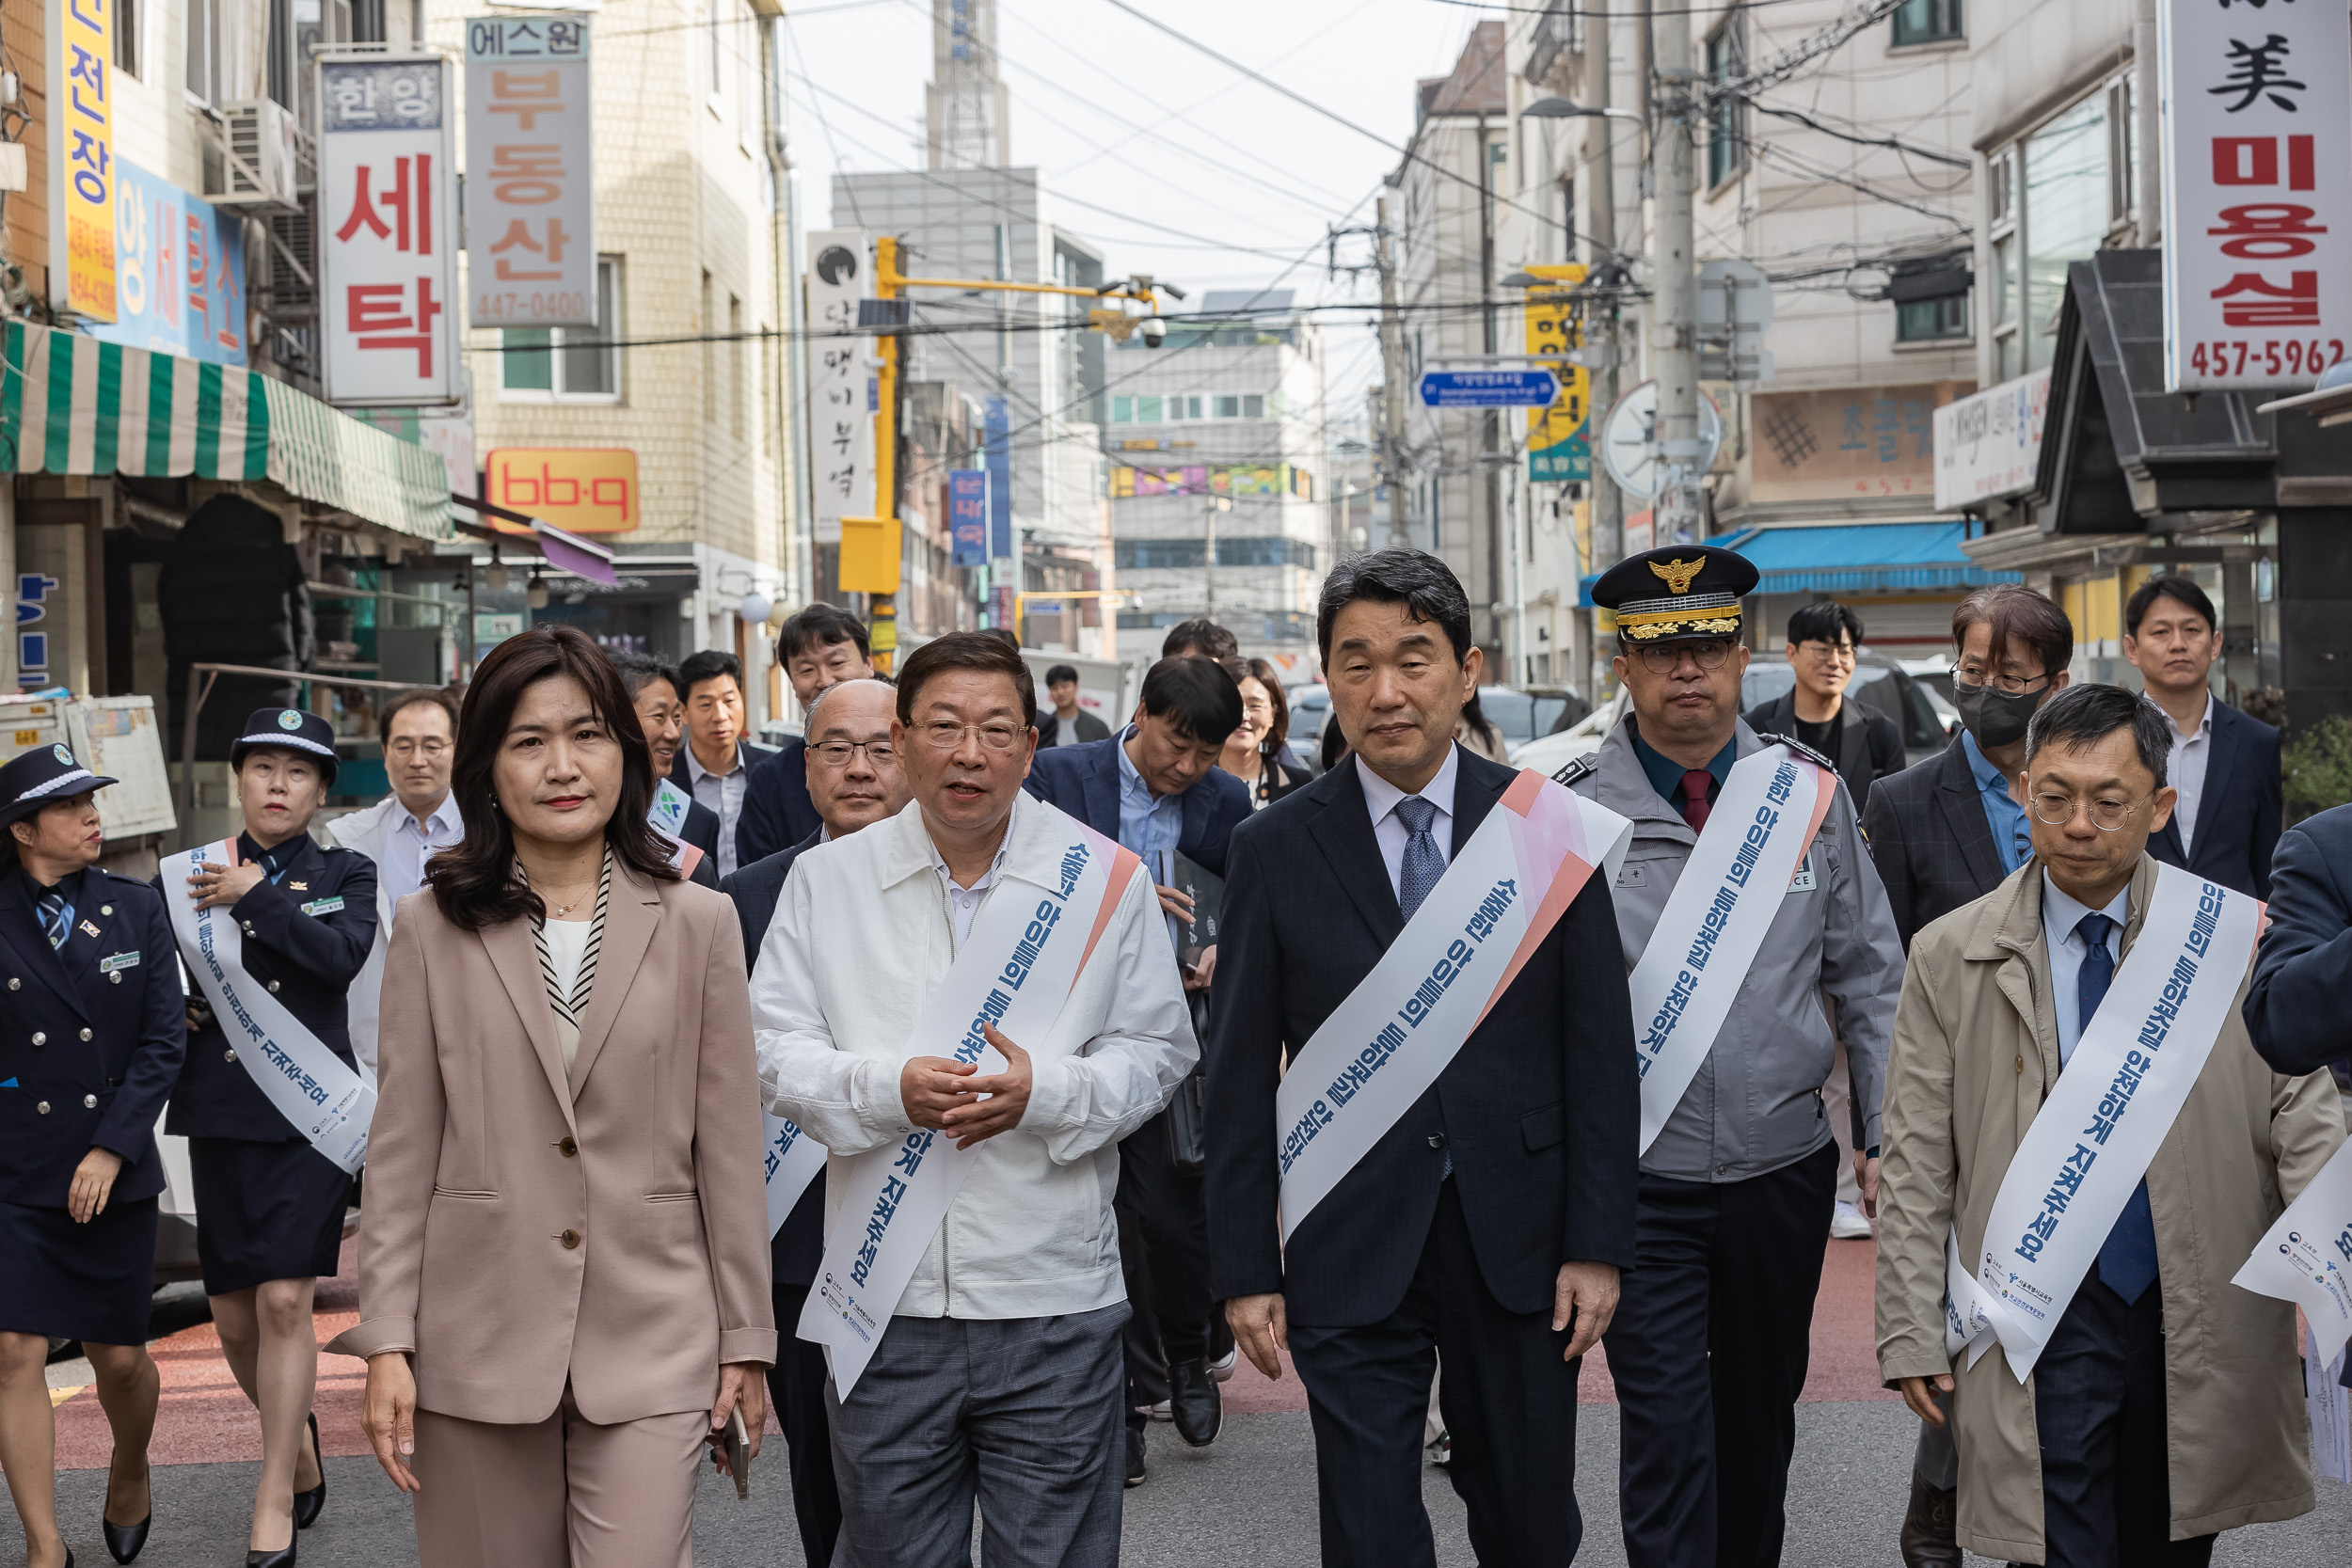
[721, 829, 828, 1286]
[1861, 733, 2011, 952]
[1744, 692, 1904, 814]
[734, 738, 818, 868]
[2148, 701, 2281, 900]
[665, 740, 782, 870]
[1202, 751, 1639, 1326]
[0, 867, 185, 1207]
[675, 797, 724, 890]
[1039, 710, 1113, 749]
[1022, 733, 1252, 878]
[165, 833, 379, 1141]
[2246, 803, 2352, 1076]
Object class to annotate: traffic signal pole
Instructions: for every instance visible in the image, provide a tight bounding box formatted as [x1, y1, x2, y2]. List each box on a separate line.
[1650, 32, 1704, 544]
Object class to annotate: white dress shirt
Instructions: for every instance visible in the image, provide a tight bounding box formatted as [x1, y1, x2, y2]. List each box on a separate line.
[2148, 690, 2213, 855]
[926, 821, 1012, 947]
[685, 741, 752, 878]
[2041, 876, 2130, 1066]
[1356, 744, 1460, 901]
[384, 794, 463, 911]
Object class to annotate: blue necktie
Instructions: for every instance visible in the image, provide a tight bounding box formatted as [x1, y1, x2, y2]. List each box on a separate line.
[37, 889, 69, 951]
[1394, 797, 1443, 922]
[2076, 912, 2159, 1304]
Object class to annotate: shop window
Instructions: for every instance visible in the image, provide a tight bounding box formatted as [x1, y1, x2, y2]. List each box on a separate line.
[502, 258, 623, 402]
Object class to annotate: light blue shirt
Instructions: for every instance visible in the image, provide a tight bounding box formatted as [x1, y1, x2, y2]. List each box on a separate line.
[1114, 727, 1185, 868]
[385, 794, 463, 914]
[1963, 730, 2034, 876]
[2041, 876, 2129, 1066]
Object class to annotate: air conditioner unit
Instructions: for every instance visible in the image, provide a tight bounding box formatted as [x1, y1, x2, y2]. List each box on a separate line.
[205, 99, 299, 212]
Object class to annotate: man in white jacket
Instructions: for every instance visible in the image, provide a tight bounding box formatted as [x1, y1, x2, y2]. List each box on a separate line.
[753, 631, 1196, 1568]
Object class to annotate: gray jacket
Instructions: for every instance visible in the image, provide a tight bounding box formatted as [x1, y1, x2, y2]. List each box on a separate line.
[1566, 717, 1904, 1183]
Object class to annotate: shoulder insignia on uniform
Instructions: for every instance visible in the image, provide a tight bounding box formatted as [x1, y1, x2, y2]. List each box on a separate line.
[1551, 753, 1599, 788]
[1754, 731, 1841, 780]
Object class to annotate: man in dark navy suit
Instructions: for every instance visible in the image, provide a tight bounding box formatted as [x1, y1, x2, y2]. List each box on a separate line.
[722, 675, 906, 1568]
[2124, 575, 2282, 898]
[612, 652, 723, 886]
[670, 649, 777, 879]
[1205, 550, 1638, 1567]
[738, 604, 875, 867]
[1025, 656, 1250, 1475]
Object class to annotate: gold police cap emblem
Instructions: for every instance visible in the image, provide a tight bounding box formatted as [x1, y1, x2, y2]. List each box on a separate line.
[1648, 557, 1706, 595]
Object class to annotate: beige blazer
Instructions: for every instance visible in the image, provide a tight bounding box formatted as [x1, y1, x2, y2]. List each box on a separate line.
[1874, 853, 2345, 1560]
[326, 860, 777, 1427]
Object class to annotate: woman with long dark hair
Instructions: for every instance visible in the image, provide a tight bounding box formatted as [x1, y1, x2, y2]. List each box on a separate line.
[1216, 658, 1310, 809]
[327, 626, 772, 1566]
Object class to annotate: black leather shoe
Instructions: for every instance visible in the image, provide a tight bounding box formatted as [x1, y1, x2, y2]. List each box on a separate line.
[1166, 1356, 1222, 1448]
[102, 1458, 151, 1564]
[292, 1413, 325, 1530]
[1124, 1425, 1147, 1488]
[1899, 1472, 1961, 1568]
[245, 1546, 295, 1568]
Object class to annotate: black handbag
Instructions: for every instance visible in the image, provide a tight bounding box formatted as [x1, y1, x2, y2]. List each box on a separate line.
[1165, 990, 1212, 1176]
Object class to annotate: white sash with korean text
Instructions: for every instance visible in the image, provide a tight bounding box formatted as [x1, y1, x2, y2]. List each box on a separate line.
[1949, 865, 2259, 1379]
[162, 839, 375, 1174]
[1276, 771, 1631, 1242]
[648, 780, 706, 880]
[1625, 745, 1836, 1154]
[2231, 1135, 2352, 1362]
[799, 806, 1142, 1397]
[763, 1110, 828, 1239]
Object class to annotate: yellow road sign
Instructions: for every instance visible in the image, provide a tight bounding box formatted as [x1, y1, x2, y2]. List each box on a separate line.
[1524, 263, 1589, 448]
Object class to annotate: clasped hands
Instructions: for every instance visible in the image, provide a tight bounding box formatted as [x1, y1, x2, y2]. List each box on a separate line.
[900, 1022, 1033, 1150]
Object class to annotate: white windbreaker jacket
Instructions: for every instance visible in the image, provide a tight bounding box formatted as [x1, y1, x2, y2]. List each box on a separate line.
[752, 791, 1196, 1321]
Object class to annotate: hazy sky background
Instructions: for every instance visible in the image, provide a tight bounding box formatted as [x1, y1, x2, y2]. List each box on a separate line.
[779, 0, 1493, 418]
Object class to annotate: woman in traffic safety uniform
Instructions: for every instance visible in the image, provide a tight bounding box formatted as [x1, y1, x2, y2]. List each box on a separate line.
[0, 744, 185, 1568]
[164, 708, 377, 1568]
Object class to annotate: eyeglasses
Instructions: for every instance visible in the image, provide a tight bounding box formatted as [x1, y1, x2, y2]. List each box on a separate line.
[1796, 641, 1856, 664]
[808, 739, 897, 768]
[1631, 639, 1737, 675]
[917, 721, 1026, 752]
[1955, 669, 2053, 698]
[2030, 790, 2152, 832]
[387, 738, 450, 758]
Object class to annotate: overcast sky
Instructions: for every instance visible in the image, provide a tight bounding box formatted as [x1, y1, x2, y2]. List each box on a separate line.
[780, 0, 1489, 417]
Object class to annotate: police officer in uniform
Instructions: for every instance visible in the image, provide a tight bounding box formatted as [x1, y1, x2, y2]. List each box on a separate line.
[163, 709, 376, 1568]
[1568, 547, 1903, 1568]
[0, 744, 184, 1568]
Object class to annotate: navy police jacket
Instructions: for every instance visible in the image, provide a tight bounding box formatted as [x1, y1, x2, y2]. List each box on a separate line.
[0, 865, 187, 1208]
[164, 832, 378, 1142]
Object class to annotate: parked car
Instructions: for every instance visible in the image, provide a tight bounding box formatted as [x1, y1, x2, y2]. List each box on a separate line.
[1286, 683, 1333, 771]
[1479, 686, 1593, 760]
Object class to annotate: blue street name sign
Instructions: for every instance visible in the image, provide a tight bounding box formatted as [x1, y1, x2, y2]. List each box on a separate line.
[1418, 370, 1561, 408]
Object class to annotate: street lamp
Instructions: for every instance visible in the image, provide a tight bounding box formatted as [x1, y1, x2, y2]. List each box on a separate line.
[1520, 97, 1639, 121]
[1204, 495, 1232, 621]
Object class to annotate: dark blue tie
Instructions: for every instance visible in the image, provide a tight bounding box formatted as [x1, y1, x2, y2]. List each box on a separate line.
[36, 889, 69, 951]
[1394, 797, 1443, 922]
[2076, 911, 2159, 1304]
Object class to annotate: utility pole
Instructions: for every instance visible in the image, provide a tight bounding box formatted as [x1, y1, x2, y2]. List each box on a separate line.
[1377, 195, 1411, 549]
[1478, 111, 1502, 659]
[1204, 495, 1230, 620]
[1650, 16, 1704, 544]
[1582, 3, 1622, 577]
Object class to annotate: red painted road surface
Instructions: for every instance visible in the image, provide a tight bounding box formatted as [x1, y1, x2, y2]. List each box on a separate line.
[53, 1233, 1893, 1468]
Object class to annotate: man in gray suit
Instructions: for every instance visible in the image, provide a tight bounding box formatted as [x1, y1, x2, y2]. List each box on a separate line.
[1858, 582, 2073, 1568]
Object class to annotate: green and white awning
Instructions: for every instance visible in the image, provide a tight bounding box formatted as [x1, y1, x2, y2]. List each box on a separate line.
[0, 320, 453, 543]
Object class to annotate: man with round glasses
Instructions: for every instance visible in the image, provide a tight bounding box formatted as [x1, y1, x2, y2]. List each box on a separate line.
[1568, 546, 1903, 1568]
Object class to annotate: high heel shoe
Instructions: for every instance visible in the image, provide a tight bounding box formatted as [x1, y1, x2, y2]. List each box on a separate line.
[292, 1412, 326, 1530]
[244, 1546, 295, 1568]
[102, 1457, 151, 1563]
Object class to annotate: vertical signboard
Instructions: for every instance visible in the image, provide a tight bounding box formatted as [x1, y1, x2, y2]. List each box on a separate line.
[319, 54, 458, 404]
[805, 230, 872, 544]
[1524, 262, 1590, 483]
[49, 0, 117, 320]
[2160, 0, 2352, 390]
[464, 15, 596, 329]
[949, 469, 989, 567]
[88, 158, 246, 364]
[983, 396, 1013, 559]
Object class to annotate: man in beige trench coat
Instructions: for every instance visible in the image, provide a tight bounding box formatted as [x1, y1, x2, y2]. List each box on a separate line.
[1874, 684, 2345, 1566]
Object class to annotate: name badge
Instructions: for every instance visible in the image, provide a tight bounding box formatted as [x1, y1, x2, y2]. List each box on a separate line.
[300, 896, 346, 917]
[1789, 865, 1818, 893]
[99, 951, 140, 974]
[1615, 862, 1650, 889]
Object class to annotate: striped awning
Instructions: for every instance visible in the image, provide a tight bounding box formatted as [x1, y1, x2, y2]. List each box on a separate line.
[0, 319, 453, 543]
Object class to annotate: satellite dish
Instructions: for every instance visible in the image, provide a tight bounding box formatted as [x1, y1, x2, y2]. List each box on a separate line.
[816, 245, 860, 287]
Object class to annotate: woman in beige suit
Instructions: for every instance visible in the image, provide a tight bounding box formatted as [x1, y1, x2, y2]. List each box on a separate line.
[326, 625, 773, 1567]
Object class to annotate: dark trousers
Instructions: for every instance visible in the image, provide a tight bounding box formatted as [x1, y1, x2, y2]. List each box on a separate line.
[1288, 1179, 1583, 1568]
[1607, 1139, 1836, 1568]
[1117, 1109, 1212, 1432]
[766, 1282, 843, 1568]
[2024, 1272, 2215, 1568]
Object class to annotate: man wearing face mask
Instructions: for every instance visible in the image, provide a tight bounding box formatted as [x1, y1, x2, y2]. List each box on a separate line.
[1857, 582, 2073, 1568]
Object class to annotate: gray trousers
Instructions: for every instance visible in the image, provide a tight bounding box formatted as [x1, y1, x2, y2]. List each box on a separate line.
[827, 1302, 1130, 1568]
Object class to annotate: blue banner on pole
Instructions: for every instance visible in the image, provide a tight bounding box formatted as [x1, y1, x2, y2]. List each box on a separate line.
[984, 398, 1013, 560]
[950, 469, 990, 567]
